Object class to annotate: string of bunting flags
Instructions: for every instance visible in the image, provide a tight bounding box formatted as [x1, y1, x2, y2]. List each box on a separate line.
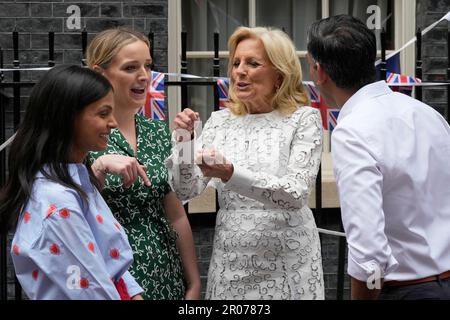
[0, 67, 446, 130]
[135, 70, 426, 132]
[0, 11, 449, 128]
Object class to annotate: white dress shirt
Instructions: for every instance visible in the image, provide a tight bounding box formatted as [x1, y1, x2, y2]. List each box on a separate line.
[332, 81, 450, 282]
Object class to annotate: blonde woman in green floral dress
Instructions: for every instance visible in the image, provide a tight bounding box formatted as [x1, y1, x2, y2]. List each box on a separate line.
[86, 28, 200, 300]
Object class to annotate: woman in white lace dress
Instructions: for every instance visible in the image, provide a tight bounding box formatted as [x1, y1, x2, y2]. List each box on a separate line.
[167, 27, 324, 300]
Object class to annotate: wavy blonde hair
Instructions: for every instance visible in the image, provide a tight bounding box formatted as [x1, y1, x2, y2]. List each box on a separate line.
[226, 26, 310, 116]
[86, 27, 150, 69]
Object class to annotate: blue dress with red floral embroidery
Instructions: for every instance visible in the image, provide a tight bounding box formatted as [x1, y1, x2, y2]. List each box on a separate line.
[10, 163, 143, 300]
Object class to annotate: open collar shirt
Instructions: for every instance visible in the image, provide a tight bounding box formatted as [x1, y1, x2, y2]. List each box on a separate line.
[332, 81, 450, 282]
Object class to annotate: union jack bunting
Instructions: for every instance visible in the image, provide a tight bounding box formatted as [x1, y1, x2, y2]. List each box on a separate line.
[386, 72, 422, 86]
[304, 82, 329, 129]
[305, 83, 320, 107]
[139, 71, 166, 120]
[216, 77, 229, 109]
[327, 109, 340, 132]
[386, 72, 422, 97]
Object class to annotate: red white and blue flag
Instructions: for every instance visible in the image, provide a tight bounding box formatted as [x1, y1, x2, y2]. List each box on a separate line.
[327, 109, 340, 132]
[305, 82, 330, 129]
[386, 72, 422, 97]
[386, 72, 422, 85]
[139, 71, 166, 120]
[305, 83, 320, 107]
[216, 78, 229, 109]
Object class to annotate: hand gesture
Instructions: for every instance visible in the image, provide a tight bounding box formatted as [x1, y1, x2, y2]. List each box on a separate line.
[196, 149, 234, 182]
[92, 154, 151, 189]
[173, 108, 200, 142]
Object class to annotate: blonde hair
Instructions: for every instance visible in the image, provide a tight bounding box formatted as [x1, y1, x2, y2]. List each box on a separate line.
[86, 27, 150, 69]
[226, 26, 310, 116]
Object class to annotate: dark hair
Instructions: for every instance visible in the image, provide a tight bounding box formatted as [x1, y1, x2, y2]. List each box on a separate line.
[307, 14, 377, 90]
[0, 65, 112, 233]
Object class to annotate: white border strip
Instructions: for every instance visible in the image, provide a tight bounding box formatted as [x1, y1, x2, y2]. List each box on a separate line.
[317, 227, 346, 237]
[0, 133, 15, 152]
[0, 67, 52, 72]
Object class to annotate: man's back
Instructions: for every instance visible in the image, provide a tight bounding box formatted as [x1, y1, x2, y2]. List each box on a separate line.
[332, 81, 450, 281]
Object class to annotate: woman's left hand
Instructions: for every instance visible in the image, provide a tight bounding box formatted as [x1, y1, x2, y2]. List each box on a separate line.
[196, 149, 234, 182]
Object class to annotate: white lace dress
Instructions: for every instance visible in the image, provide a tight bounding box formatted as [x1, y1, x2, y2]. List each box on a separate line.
[166, 107, 325, 300]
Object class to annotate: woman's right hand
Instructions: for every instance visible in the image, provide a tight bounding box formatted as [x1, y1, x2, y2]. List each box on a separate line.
[92, 154, 151, 189]
[173, 108, 200, 134]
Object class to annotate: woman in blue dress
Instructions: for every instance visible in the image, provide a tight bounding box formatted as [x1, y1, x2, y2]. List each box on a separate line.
[0, 65, 143, 300]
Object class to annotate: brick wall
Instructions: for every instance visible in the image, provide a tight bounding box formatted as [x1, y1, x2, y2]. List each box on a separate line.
[0, 1, 168, 71]
[417, 0, 449, 118]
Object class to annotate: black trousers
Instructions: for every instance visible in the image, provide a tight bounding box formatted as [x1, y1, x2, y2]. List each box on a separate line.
[379, 278, 450, 300]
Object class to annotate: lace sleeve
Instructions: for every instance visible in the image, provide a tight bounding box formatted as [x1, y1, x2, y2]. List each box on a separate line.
[224, 108, 323, 210]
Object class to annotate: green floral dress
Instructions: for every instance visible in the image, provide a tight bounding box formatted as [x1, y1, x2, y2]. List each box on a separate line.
[89, 114, 185, 299]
